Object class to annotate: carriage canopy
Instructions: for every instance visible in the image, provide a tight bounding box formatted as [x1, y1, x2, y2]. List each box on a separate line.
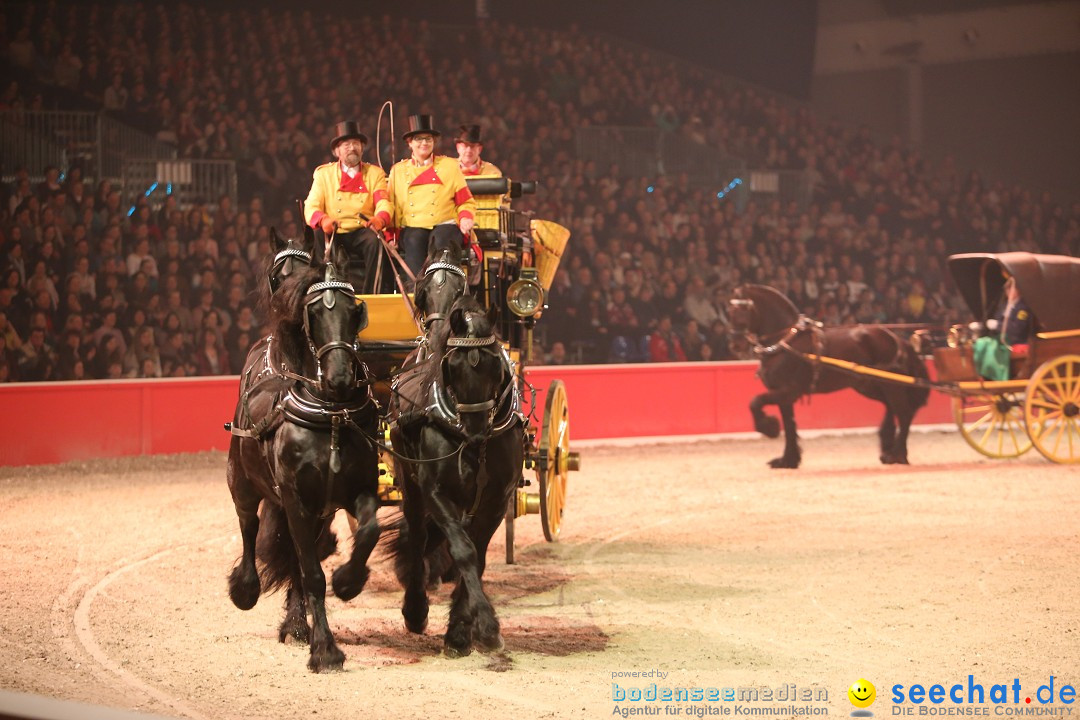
[947, 252, 1080, 333]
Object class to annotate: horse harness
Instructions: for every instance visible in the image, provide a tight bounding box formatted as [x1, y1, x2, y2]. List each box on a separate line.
[227, 274, 377, 484]
[393, 334, 523, 442]
[391, 330, 524, 524]
[732, 296, 828, 393]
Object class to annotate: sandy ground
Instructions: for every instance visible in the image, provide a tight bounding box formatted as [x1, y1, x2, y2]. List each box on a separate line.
[1, 430, 1078, 720]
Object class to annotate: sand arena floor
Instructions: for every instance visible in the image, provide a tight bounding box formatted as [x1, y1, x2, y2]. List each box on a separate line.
[1, 430, 1077, 719]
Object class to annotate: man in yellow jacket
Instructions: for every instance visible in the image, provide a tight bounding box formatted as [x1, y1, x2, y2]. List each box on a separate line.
[304, 120, 391, 293]
[387, 114, 476, 278]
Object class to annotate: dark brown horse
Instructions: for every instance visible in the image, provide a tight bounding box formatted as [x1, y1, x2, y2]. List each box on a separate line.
[729, 284, 929, 468]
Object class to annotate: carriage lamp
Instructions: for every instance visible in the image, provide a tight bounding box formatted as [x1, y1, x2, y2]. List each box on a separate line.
[506, 268, 544, 317]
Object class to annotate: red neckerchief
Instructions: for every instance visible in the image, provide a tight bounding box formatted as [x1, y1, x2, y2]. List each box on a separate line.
[339, 163, 367, 193]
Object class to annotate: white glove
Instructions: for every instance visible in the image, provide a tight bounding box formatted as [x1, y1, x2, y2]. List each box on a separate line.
[968, 321, 982, 333]
[986, 319, 1000, 332]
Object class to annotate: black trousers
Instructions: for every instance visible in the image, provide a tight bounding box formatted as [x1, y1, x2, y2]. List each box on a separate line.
[399, 224, 465, 280]
[313, 227, 383, 293]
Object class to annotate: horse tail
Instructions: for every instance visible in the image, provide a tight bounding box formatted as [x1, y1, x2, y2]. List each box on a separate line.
[383, 515, 453, 589]
[255, 502, 338, 594]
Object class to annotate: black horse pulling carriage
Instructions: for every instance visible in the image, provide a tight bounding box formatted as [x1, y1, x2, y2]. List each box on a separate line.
[222, 176, 579, 669]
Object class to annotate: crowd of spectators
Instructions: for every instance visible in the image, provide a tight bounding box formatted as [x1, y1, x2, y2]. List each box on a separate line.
[1, 1, 1077, 380]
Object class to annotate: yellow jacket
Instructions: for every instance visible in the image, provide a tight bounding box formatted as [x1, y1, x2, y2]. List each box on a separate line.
[304, 161, 391, 233]
[387, 155, 476, 230]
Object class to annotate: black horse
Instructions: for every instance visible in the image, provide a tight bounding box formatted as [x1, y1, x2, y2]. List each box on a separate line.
[729, 283, 929, 468]
[225, 241, 380, 672]
[388, 295, 524, 657]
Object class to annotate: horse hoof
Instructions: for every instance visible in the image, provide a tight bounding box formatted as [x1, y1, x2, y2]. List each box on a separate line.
[768, 456, 800, 469]
[757, 416, 781, 439]
[880, 454, 909, 465]
[444, 643, 473, 659]
[227, 567, 260, 610]
[403, 609, 429, 635]
[278, 617, 310, 644]
[331, 564, 368, 602]
[307, 647, 346, 673]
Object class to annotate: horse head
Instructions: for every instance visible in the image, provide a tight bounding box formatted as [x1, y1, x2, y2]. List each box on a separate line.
[271, 241, 367, 401]
[414, 247, 468, 330]
[728, 284, 800, 344]
[441, 295, 507, 445]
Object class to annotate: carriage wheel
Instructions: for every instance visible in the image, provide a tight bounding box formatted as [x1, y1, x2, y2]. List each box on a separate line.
[1024, 354, 1080, 464]
[953, 391, 1032, 459]
[538, 380, 571, 542]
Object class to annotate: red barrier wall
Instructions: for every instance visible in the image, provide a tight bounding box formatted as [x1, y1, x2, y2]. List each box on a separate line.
[0, 362, 952, 467]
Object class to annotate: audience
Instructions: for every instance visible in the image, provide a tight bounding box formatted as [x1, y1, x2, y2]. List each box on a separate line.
[0, 2, 1077, 380]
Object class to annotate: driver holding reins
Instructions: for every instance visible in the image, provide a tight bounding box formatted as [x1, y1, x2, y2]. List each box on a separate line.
[304, 120, 391, 293]
[387, 114, 477, 282]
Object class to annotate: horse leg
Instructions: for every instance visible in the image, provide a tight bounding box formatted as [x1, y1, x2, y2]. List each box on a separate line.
[279, 572, 310, 644]
[226, 448, 261, 610]
[878, 406, 898, 464]
[463, 492, 513, 652]
[281, 495, 344, 673]
[882, 396, 916, 465]
[426, 491, 496, 658]
[332, 493, 378, 601]
[400, 476, 431, 635]
[769, 400, 802, 469]
[750, 393, 781, 439]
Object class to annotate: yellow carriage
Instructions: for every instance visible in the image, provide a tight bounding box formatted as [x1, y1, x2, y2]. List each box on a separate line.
[356, 176, 580, 562]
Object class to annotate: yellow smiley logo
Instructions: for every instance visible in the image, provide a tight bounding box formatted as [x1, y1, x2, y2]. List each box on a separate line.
[849, 679, 876, 708]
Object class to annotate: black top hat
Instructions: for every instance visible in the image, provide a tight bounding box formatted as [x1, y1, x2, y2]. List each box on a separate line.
[403, 114, 440, 141]
[454, 124, 483, 144]
[329, 121, 368, 154]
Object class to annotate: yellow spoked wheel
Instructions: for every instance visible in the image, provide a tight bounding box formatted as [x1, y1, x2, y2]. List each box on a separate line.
[538, 380, 570, 542]
[953, 391, 1032, 458]
[1024, 355, 1080, 464]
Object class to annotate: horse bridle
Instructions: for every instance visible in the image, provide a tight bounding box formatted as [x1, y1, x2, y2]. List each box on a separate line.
[728, 297, 758, 344]
[420, 260, 468, 330]
[301, 268, 366, 389]
[268, 246, 312, 294]
[438, 320, 516, 437]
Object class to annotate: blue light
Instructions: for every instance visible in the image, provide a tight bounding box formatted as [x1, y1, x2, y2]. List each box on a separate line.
[166, 183, 173, 195]
[716, 177, 744, 201]
[646, 185, 654, 193]
[126, 206, 136, 217]
[143, 182, 159, 197]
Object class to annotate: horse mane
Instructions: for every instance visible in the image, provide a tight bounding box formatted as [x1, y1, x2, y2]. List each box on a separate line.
[740, 283, 800, 335]
[413, 248, 466, 322]
[268, 263, 320, 370]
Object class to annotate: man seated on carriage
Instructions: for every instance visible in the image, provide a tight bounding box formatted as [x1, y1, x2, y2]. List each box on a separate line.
[454, 124, 502, 177]
[303, 121, 391, 293]
[387, 114, 477, 281]
[973, 273, 1035, 380]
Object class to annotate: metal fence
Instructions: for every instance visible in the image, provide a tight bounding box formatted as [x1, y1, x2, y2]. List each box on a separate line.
[121, 158, 237, 212]
[0, 110, 175, 180]
[574, 126, 820, 211]
[0, 113, 67, 178]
